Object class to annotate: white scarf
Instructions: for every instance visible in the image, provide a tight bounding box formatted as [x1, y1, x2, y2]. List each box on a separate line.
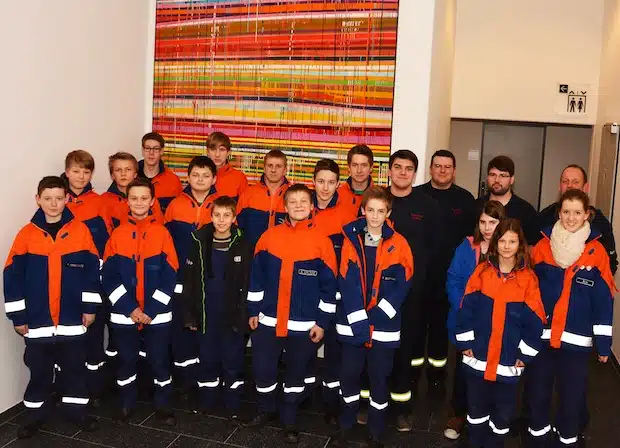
[550, 220, 591, 268]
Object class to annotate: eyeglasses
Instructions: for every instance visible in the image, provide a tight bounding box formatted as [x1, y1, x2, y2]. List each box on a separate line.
[488, 173, 511, 180]
[143, 146, 162, 153]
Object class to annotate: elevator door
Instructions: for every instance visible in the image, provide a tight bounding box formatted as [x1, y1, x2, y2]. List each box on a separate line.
[480, 124, 545, 209]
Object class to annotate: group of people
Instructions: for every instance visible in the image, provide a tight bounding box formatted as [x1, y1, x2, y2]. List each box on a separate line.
[3, 131, 615, 448]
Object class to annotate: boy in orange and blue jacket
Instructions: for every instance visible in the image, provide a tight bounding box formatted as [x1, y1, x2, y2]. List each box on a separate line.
[4, 176, 101, 439]
[236, 150, 289, 248]
[337, 144, 375, 212]
[102, 178, 179, 426]
[206, 131, 248, 201]
[165, 156, 219, 393]
[100, 152, 164, 229]
[310, 159, 358, 422]
[332, 186, 413, 447]
[246, 184, 338, 444]
[62, 150, 112, 402]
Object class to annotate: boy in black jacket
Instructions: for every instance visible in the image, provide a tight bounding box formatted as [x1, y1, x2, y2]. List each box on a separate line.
[181, 196, 251, 419]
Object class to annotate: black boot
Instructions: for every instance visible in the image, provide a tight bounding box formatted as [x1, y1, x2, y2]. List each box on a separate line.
[155, 408, 176, 426]
[245, 412, 276, 428]
[329, 429, 350, 447]
[78, 416, 99, 432]
[283, 425, 299, 444]
[17, 421, 43, 439]
[114, 407, 133, 424]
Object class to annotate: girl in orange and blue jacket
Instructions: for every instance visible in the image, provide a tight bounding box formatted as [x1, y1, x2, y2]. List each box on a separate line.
[455, 218, 545, 447]
[527, 189, 614, 448]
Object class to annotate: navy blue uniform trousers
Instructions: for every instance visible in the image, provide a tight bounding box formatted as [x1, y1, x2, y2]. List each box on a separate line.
[24, 337, 88, 424]
[305, 325, 341, 411]
[252, 324, 319, 425]
[466, 374, 518, 447]
[340, 343, 395, 439]
[197, 326, 245, 410]
[114, 325, 171, 409]
[84, 306, 106, 396]
[525, 346, 590, 448]
[321, 326, 342, 411]
[171, 292, 199, 389]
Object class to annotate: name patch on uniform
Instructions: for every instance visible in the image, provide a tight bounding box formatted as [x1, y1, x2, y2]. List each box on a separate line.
[576, 277, 594, 287]
[234, 256, 242, 263]
[382, 276, 396, 281]
[298, 269, 318, 277]
[387, 245, 395, 253]
[410, 213, 424, 221]
[66, 263, 84, 269]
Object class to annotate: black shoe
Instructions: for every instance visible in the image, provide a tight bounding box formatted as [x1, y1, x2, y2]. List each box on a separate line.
[225, 409, 243, 425]
[155, 408, 176, 426]
[114, 407, 133, 424]
[17, 421, 43, 439]
[245, 412, 276, 428]
[366, 435, 385, 448]
[329, 429, 349, 447]
[324, 410, 338, 426]
[78, 416, 99, 432]
[283, 425, 299, 444]
[578, 433, 587, 447]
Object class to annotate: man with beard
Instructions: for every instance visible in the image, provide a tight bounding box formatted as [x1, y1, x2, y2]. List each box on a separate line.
[472, 156, 540, 246]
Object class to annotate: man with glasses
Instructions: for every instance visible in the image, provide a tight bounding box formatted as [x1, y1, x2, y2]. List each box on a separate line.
[414, 150, 475, 401]
[473, 155, 539, 245]
[138, 132, 182, 213]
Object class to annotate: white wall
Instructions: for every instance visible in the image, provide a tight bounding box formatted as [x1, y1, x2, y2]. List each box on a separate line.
[595, 0, 620, 360]
[0, 0, 153, 413]
[392, 0, 456, 184]
[451, 0, 604, 125]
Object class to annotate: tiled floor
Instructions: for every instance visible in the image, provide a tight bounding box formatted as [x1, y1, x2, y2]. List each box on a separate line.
[0, 356, 619, 447]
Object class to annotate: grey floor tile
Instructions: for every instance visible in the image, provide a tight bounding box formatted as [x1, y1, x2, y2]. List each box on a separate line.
[88, 400, 155, 426]
[5, 429, 112, 448]
[9, 411, 82, 438]
[0, 422, 18, 447]
[0, 406, 24, 426]
[227, 425, 328, 448]
[167, 435, 239, 448]
[74, 417, 177, 448]
[141, 409, 237, 442]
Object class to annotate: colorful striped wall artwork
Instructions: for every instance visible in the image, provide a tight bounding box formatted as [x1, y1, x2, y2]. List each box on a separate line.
[153, 0, 399, 185]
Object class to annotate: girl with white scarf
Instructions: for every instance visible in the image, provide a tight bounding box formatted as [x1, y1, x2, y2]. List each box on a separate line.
[527, 189, 615, 448]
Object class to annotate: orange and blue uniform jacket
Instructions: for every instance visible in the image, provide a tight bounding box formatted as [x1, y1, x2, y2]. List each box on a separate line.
[3, 208, 102, 342]
[165, 185, 218, 284]
[532, 228, 615, 356]
[336, 217, 414, 348]
[215, 163, 248, 201]
[247, 217, 338, 335]
[337, 177, 373, 211]
[236, 175, 289, 247]
[65, 181, 112, 258]
[455, 260, 546, 383]
[102, 216, 179, 328]
[100, 182, 164, 229]
[311, 191, 358, 265]
[138, 160, 183, 213]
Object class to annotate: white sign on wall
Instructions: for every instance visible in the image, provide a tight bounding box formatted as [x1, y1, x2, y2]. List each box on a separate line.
[555, 83, 591, 118]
